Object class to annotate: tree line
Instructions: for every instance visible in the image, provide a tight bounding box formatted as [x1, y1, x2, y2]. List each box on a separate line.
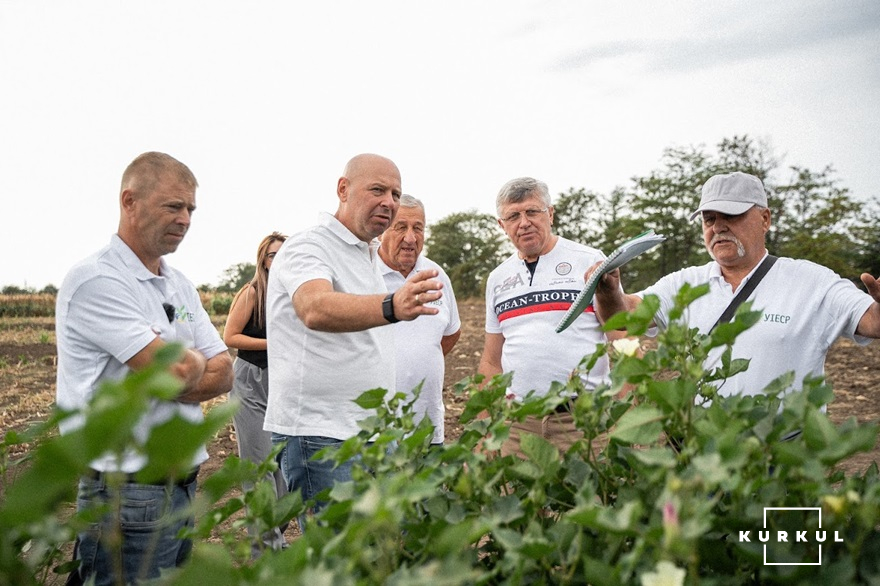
[426, 135, 879, 298]
[6, 135, 873, 301]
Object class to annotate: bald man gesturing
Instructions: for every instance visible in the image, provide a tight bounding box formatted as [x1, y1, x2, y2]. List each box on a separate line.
[264, 154, 443, 529]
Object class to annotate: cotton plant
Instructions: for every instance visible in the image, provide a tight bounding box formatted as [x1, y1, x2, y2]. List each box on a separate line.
[1, 285, 879, 585]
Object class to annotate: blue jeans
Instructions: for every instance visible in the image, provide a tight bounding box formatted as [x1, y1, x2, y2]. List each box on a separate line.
[272, 434, 359, 530]
[67, 475, 196, 586]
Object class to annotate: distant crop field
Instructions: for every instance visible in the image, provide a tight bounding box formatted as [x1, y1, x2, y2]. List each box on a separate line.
[0, 294, 55, 318]
[0, 292, 234, 319]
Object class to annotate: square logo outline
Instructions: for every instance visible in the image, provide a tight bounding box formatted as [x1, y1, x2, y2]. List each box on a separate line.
[763, 507, 822, 566]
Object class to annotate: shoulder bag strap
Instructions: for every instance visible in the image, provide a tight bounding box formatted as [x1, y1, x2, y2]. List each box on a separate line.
[710, 255, 778, 332]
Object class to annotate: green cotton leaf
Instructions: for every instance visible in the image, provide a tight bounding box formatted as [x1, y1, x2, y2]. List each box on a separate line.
[581, 559, 620, 586]
[423, 495, 449, 520]
[604, 294, 661, 336]
[645, 379, 696, 412]
[354, 387, 389, 410]
[519, 535, 555, 558]
[460, 374, 511, 423]
[610, 405, 664, 445]
[198, 454, 263, 503]
[669, 283, 710, 321]
[762, 371, 796, 399]
[612, 355, 654, 382]
[707, 303, 761, 348]
[603, 310, 630, 332]
[434, 519, 484, 557]
[0, 432, 84, 526]
[704, 347, 752, 383]
[805, 377, 835, 407]
[400, 421, 434, 451]
[803, 409, 839, 451]
[488, 494, 524, 524]
[690, 453, 728, 486]
[168, 542, 245, 586]
[492, 527, 524, 550]
[628, 447, 677, 469]
[520, 432, 560, 469]
[816, 421, 879, 464]
[138, 401, 236, 482]
[152, 341, 186, 367]
[567, 500, 642, 535]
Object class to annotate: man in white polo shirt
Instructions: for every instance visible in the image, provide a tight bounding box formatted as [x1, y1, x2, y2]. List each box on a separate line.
[378, 194, 461, 445]
[592, 171, 880, 398]
[56, 152, 233, 586]
[265, 154, 445, 526]
[479, 177, 625, 458]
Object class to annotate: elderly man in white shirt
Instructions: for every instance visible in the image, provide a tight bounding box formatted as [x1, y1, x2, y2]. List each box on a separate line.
[592, 171, 880, 399]
[378, 194, 461, 445]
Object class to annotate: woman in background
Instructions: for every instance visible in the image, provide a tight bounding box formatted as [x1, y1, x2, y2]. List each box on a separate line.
[224, 231, 288, 554]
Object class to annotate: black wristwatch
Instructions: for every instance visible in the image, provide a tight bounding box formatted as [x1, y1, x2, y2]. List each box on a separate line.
[382, 292, 399, 323]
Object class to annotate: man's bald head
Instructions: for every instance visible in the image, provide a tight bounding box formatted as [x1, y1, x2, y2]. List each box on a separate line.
[336, 153, 402, 242]
[342, 153, 400, 182]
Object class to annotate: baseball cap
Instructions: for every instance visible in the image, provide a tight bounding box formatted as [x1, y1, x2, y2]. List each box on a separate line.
[689, 171, 768, 221]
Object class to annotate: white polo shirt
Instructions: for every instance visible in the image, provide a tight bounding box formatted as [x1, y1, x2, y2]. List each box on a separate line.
[485, 236, 610, 399]
[641, 255, 874, 397]
[379, 255, 461, 444]
[265, 213, 395, 440]
[55, 234, 228, 473]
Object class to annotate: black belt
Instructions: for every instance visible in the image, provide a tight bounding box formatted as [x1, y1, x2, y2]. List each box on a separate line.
[86, 466, 199, 487]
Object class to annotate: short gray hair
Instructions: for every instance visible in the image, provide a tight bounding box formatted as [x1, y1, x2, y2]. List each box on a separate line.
[495, 177, 550, 215]
[400, 194, 424, 212]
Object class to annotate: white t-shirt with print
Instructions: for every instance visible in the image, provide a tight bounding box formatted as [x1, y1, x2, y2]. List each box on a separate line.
[485, 237, 610, 400]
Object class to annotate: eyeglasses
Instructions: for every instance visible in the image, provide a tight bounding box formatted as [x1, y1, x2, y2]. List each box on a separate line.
[500, 208, 548, 224]
[162, 303, 175, 323]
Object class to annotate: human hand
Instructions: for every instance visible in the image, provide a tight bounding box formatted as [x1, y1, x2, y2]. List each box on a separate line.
[584, 261, 621, 295]
[861, 273, 880, 303]
[393, 269, 444, 321]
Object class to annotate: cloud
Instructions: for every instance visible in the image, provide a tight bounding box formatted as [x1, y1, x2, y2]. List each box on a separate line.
[551, 1, 880, 74]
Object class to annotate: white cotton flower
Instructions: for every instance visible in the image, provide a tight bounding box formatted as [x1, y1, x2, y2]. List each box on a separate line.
[641, 561, 686, 586]
[612, 337, 641, 357]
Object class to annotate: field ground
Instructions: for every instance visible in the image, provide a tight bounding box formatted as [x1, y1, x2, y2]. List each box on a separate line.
[1, 299, 878, 580]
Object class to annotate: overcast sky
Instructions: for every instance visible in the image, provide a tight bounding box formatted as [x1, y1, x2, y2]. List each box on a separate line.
[2, 0, 878, 290]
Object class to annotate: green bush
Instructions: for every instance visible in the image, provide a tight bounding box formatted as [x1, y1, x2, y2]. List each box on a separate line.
[2, 285, 878, 584]
[210, 293, 233, 316]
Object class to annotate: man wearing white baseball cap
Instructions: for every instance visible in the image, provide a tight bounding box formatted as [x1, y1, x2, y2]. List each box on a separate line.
[688, 171, 768, 220]
[589, 171, 880, 400]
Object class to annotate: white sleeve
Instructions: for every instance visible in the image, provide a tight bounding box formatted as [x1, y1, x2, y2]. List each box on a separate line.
[67, 274, 159, 364]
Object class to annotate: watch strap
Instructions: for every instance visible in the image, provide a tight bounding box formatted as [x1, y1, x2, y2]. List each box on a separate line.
[382, 292, 399, 323]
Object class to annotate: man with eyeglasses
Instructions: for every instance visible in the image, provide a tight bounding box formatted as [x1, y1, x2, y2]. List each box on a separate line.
[478, 177, 623, 457]
[56, 152, 233, 585]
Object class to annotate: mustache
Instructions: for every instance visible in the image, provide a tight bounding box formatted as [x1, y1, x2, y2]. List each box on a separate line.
[708, 234, 746, 259]
[710, 234, 740, 246]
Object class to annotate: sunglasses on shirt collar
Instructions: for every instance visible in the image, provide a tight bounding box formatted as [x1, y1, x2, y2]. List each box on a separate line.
[162, 303, 175, 323]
